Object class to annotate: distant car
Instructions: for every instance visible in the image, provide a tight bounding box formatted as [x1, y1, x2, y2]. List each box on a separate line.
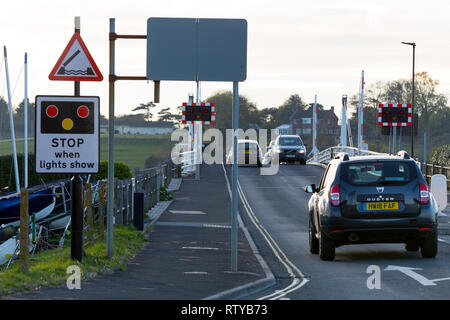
[268, 135, 307, 165]
[226, 139, 262, 167]
[304, 151, 439, 261]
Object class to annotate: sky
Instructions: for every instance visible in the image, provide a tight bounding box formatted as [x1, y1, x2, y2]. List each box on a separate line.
[1, 0, 450, 121]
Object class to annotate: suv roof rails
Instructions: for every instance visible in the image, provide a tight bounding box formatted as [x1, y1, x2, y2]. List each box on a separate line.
[397, 150, 410, 159]
[334, 152, 349, 161]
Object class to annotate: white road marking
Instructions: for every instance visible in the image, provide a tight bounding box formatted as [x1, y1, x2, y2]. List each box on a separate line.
[431, 277, 450, 282]
[237, 180, 309, 300]
[385, 265, 437, 286]
[184, 271, 209, 275]
[438, 238, 450, 244]
[170, 210, 206, 215]
[182, 246, 219, 251]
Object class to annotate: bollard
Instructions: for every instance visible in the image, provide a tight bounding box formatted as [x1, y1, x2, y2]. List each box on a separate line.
[133, 192, 144, 231]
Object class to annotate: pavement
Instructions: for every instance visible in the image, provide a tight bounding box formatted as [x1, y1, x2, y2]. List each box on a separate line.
[4, 164, 274, 300]
[3, 163, 449, 300]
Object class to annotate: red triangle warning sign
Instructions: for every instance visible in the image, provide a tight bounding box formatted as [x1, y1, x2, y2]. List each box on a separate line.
[49, 33, 103, 81]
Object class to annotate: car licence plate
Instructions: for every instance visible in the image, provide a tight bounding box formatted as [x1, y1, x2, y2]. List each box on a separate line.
[364, 202, 399, 211]
[286, 155, 295, 157]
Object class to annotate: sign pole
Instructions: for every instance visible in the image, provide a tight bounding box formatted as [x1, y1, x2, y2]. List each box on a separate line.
[71, 16, 84, 262]
[195, 81, 201, 180]
[312, 94, 317, 160]
[231, 81, 239, 272]
[107, 18, 116, 258]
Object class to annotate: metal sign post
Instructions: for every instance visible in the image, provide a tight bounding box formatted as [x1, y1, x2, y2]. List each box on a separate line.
[45, 17, 103, 262]
[146, 17, 247, 272]
[231, 81, 239, 272]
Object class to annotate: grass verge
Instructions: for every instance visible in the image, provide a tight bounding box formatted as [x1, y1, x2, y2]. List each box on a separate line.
[0, 225, 145, 297]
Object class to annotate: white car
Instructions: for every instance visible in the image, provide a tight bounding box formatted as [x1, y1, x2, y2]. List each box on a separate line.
[226, 139, 262, 167]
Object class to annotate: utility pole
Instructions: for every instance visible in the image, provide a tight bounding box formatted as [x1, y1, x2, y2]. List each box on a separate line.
[341, 95, 348, 147]
[401, 41, 416, 158]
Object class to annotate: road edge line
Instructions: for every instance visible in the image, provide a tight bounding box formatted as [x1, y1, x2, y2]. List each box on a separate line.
[202, 164, 276, 300]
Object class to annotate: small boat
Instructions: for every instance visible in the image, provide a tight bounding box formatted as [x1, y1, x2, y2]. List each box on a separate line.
[0, 237, 17, 266]
[0, 187, 56, 227]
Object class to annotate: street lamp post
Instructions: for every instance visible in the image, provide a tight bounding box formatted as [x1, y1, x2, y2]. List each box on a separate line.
[401, 41, 415, 158]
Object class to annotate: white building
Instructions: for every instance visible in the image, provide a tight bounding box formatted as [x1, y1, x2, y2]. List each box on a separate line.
[100, 120, 174, 135]
[275, 124, 293, 135]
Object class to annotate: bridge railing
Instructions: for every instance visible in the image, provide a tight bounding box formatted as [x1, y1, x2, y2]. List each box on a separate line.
[174, 143, 196, 174]
[307, 146, 450, 189]
[307, 146, 387, 166]
[416, 161, 450, 188]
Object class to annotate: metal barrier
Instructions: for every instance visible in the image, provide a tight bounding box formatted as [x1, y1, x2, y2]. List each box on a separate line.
[174, 143, 196, 174]
[307, 146, 387, 166]
[307, 146, 449, 188]
[417, 161, 450, 188]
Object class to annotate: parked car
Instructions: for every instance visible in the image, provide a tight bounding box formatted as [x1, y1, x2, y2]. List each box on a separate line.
[267, 135, 307, 165]
[226, 139, 262, 167]
[304, 151, 439, 261]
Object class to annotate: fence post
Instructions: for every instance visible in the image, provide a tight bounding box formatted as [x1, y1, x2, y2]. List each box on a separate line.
[85, 183, 94, 246]
[118, 179, 124, 225]
[98, 181, 105, 241]
[131, 178, 135, 224]
[114, 178, 119, 225]
[19, 188, 29, 273]
[145, 173, 150, 211]
[156, 167, 161, 203]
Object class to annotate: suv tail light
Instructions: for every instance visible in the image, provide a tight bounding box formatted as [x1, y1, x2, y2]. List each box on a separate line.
[330, 184, 340, 206]
[419, 183, 429, 205]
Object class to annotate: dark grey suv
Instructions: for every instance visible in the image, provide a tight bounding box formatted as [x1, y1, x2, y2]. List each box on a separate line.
[270, 135, 307, 164]
[305, 151, 439, 261]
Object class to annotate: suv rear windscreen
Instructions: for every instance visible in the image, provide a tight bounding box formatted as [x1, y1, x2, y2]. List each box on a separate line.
[279, 137, 302, 146]
[341, 161, 417, 186]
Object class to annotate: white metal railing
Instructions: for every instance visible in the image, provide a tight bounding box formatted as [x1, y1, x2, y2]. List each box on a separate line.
[307, 146, 388, 166]
[175, 143, 196, 173]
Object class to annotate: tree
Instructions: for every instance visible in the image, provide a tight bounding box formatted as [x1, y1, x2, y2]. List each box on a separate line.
[158, 107, 182, 127]
[13, 99, 35, 137]
[205, 91, 260, 129]
[116, 113, 146, 122]
[348, 72, 450, 158]
[132, 101, 156, 122]
[0, 96, 10, 138]
[260, 94, 307, 129]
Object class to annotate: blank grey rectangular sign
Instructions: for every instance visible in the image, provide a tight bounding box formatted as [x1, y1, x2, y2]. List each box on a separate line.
[147, 18, 247, 82]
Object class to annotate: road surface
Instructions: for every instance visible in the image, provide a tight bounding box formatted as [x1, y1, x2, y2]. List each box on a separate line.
[226, 163, 450, 300]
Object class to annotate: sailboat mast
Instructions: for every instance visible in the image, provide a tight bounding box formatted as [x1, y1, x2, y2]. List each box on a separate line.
[24, 52, 28, 188]
[3, 46, 21, 194]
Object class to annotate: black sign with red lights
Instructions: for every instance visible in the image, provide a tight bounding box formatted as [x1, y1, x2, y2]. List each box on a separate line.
[40, 100, 95, 134]
[181, 102, 215, 125]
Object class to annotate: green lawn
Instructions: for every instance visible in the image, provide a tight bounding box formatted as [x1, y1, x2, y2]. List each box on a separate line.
[0, 225, 145, 297]
[99, 134, 174, 169]
[0, 134, 175, 170]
